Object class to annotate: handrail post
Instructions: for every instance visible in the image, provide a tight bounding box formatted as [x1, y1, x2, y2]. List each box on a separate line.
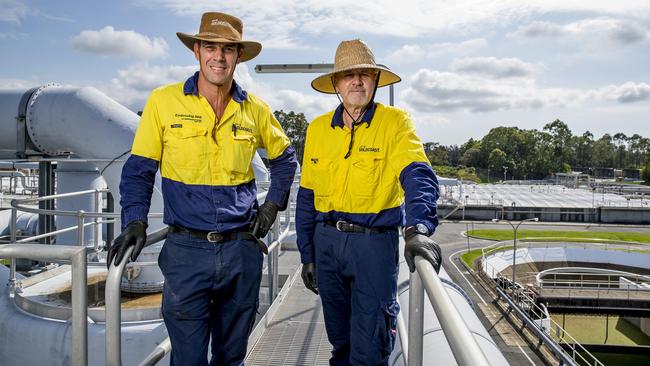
[71, 247, 88, 366]
[94, 190, 101, 251]
[396, 298, 409, 365]
[77, 210, 85, 247]
[9, 206, 17, 296]
[271, 216, 280, 300]
[266, 228, 275, 305]
[407, 270, 424, 366]
[106, 246, 134, 366]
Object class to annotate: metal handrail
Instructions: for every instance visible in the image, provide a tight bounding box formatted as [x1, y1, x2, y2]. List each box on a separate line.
[406, 256, 491, 366]
[105, 226, 169, 366]
[10, 188, 162, 219]
[0, 244, 88, 366]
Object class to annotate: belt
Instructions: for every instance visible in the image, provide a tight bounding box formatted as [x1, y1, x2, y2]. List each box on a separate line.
[168, 225, 268, 254]
[324, 220, 396, 234]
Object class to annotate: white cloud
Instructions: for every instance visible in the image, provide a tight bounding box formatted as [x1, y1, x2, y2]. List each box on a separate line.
[385, 39, 487, 64]
[0, 0, 28, 24]
[594, 82, 650, 103]
[451, 57, 536, 79]
[140, 0, 650, 48]
[102, 64, 196, 109]
[508, 18, 649, 45]
[400, 65, 650, 115]
[71, 26, 169, 59]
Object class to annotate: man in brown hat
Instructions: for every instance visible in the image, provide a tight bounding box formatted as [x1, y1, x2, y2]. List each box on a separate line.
[296, 39, 442, 365]
[109, 12, 297, 365]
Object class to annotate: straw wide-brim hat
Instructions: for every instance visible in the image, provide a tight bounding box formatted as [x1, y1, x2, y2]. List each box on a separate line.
[176, 12, 261, 62]
[312, 39, 401, 94]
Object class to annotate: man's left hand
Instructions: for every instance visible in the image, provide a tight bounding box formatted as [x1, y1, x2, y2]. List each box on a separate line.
[252, 201, 280, 239]
[404, 234, 442, 273]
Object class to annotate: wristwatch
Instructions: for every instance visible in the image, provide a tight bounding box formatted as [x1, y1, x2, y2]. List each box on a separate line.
[404, 223, 429, 239]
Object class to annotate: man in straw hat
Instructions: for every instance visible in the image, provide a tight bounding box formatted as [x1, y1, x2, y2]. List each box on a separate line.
[109, 12, 297, 365]
[296, 39, 442, 365]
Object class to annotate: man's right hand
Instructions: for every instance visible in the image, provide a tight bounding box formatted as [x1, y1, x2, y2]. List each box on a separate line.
[107, 220, 147, 269]
[301, 263, 319, 295]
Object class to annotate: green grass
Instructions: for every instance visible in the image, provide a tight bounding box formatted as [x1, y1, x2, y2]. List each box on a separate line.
[551, 314, 650, 346]
[460, 245, 512, 269]
[467, 229, 650, 244]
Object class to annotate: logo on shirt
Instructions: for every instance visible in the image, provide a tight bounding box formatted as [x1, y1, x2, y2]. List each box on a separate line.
[359, 145, 380, 153]
[311, 158, 319, 164]
[233, 124, 254, 133]
[175, 113, 202, 123]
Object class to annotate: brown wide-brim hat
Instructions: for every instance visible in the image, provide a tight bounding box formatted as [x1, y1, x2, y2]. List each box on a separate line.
[176, 12, 262, 62]
[312, 39, 401, 94]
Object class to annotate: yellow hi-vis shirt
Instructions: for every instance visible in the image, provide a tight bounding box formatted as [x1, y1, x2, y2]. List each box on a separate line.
[120, 74, 296, 232]
[300, 103, 429, 214]
[132, 82, 290, 185]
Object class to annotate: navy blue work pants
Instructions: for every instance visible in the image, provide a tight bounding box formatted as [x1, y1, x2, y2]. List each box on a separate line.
[158, 230, 263, 366]
[314, 223, 400, 366]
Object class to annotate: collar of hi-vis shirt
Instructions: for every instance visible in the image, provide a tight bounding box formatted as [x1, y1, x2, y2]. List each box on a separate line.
[331, 102, 377, 129]
[183, 71, 248, 103]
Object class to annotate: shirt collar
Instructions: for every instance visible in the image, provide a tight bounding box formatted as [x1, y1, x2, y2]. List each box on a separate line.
[183, 71, 248, 103]
[330, 102, 377, 129]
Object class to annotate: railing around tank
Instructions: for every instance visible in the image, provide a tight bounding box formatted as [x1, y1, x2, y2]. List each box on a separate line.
[0, 244, 88, 366]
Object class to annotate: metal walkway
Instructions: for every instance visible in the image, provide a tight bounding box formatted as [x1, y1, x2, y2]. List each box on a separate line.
[246, 267, 332, 366]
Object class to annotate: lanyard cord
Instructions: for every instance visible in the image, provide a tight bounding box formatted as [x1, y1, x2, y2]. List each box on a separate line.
[331, 72, 381, 159]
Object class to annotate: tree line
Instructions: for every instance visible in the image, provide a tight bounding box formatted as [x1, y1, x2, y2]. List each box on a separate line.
[274, 110, 650, 182]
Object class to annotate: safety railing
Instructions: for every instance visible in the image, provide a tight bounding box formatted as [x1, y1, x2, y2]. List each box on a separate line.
[480, 248, 605, 366]
[106, 226, 168, 366]
[402, 255, 491, 366]
[0, 244, 89, 366]
[6, 189, 163, 292]
[129, 189, 295, 366]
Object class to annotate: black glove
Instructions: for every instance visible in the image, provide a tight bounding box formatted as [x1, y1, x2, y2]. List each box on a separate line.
[107, 220, 147, 268]
[301, 263, 319, 295]
[404, 233, 442, 273]
[251, 201, 279, 239]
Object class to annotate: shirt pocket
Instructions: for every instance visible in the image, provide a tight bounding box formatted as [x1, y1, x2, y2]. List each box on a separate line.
[227, 134, 257, 175]
[350, 156, 383, 197]
[310, 158, 333, 197]
[164, 126, 209, 170]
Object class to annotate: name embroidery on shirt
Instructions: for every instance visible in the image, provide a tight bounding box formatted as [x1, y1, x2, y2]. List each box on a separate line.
[359, 145, 380, 153]
[175, 113, 202, 123]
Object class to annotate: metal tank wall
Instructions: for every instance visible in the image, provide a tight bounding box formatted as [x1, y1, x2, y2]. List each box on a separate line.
[55, 162, 106, 246]
[0, 265, 169, 365]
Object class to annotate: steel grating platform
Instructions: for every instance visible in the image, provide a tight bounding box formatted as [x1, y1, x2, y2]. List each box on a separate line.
[246, 275, 332, 365]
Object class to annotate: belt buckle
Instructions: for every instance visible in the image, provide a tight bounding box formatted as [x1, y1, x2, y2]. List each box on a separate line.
[335, 220, 348, 232]
[207, 231, 223, 243]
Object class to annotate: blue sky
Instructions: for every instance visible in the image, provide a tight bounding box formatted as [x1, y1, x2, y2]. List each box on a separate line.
[2, 0, 649, 145]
